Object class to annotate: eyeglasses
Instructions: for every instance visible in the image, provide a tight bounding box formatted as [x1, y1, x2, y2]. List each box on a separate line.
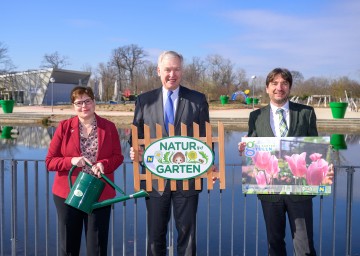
[73, 99, 93, 107]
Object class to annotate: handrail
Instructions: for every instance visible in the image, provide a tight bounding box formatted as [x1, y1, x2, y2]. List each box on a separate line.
[0, 159, 359, 255]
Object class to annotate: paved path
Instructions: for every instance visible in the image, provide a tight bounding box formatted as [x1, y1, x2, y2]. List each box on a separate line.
[1, 105, 360, 132]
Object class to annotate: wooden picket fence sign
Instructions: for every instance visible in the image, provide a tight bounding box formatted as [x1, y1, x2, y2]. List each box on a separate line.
[131, 121, 225, 192]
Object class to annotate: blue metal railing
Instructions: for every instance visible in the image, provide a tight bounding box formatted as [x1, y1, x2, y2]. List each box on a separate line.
[0, 159, 359, 256]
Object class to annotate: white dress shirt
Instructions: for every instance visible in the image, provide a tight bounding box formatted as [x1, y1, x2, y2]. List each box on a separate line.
[270, 101, 290, 137]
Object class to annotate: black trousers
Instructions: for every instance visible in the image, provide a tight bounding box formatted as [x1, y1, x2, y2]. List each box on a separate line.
[146, 186, 199, 256]
[261, 196, 316, 256]
[53, 195, 111, 256]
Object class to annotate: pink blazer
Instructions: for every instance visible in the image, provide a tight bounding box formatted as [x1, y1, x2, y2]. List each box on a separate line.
[46, 114, 124, 201]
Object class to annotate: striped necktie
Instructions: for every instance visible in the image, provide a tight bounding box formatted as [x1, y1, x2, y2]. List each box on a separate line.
[164, 90, 174, 132]
[276, 108, 288, 137]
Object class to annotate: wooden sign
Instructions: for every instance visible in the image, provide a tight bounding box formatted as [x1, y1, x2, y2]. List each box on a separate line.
[131, 122, 225, 192]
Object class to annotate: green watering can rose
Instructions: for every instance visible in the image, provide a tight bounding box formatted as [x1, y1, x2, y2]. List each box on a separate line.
[65, 164, 148, 214]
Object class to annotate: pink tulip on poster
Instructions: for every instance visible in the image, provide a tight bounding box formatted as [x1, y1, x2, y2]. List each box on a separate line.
[255, 171, 268, 188]
[284, 152, 307, 178]
[309, 153, 322, 162]
[252, 151, 272, 170]
[265, 155, 280, 178]
[306, 159, 329, 185]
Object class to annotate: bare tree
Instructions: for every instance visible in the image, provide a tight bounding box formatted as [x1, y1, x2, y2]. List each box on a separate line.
[290, 70, 304, 88]
[41, 51, 70, 69]
[0, 42, 15, 74]
[134, 61, 159, 93]
[205, 54, 236, 96]
[97, 62, 117, 101]
[110, 44, 147, 94]
[183, 57, 206, 90]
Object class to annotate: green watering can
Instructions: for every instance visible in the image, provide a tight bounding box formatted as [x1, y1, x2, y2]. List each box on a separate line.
[65, 164, 148, 214]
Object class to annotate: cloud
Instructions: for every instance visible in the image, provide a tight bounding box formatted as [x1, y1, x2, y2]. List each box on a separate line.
[211, 2, 360, 79]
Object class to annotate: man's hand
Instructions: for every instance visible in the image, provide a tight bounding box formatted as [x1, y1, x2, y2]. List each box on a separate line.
[130, 146, 144, 162]
[323, 164, 334, 185]
[238, 141, 246, 156]
[211, 165, 219, 184]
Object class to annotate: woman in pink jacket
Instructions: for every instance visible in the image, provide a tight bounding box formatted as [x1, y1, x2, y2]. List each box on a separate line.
[46, 86, 124, 256]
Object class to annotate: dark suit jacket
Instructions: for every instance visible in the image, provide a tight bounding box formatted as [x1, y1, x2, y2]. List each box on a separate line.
[247, 101, 318, 202]
[131, 85, 210, 197]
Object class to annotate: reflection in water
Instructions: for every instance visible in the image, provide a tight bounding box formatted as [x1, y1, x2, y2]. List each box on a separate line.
[0, 125, 132, 160]
[0, 126, 359, 167]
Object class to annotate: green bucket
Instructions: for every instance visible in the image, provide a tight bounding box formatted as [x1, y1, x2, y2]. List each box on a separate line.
[0, 100, 15, 113]
[246, 97, 253, 104]
[220, 95, 229, 105]
[65, 171, 105, 214]
[1, 126, 13, 139]
[253, 98, 259, 104]
[329, 102, 348, 119]
[330, 134, 347, 150]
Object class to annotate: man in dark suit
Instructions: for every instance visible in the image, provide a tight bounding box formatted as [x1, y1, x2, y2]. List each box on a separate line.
[130, 50, 210, 256]
[239, 68, 329, 256]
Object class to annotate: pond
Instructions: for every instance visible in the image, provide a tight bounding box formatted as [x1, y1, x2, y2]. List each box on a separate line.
[1, 124, 360, 255]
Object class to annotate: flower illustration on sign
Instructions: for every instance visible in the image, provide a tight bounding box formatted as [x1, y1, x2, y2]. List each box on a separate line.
[284, 152, 308, 178]
[252, 151, 272, 170]
[251, 151, 330, 187]
[255, 171, 269, 189]
[306, 156, 329, 185]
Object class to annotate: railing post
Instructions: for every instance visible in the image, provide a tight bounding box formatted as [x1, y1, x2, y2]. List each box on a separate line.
[0, 160, 4, 256]
[318, 195, 323, 256]
[34, 161, 39, 255]
[45, 161, 50, 256]
[11, 160, 17, 256]
[345, 167, 355, 256]
[24, 161, 28, 256]
[243, 194, 247, 256]
[331, 166, 338, 256]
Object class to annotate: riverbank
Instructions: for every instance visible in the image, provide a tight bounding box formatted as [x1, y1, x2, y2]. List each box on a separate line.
[1, 104, 360, 132]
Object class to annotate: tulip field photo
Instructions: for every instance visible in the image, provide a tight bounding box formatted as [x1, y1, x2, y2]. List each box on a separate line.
[241, 137, 332, 195]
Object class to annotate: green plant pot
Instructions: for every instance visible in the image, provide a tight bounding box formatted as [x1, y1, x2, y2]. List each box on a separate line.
[245, 97, 253, 105]
[0, 100, 15, 113]
[329, 102, 348, 119]
[330, 134, 347, 150]
[220, 96, 229, 105]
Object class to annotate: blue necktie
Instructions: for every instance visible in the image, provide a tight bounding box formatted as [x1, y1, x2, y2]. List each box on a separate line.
[276, 108, 288, 137]
[164, 90, 174, 132]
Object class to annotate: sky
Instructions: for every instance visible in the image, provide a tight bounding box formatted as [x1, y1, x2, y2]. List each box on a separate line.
[2, 0, 360, 82]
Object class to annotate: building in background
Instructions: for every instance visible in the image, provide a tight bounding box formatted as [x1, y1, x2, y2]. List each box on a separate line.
[0, 68, 91, 105]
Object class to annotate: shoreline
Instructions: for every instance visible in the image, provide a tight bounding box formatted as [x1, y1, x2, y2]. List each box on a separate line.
[1, 105, 360, 132]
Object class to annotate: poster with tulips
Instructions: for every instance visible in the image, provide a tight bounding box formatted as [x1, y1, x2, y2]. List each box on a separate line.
[242, 137, 332, 195]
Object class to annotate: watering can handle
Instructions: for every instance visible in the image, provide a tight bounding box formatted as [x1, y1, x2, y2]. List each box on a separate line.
[85, 162, 126, 195]
[68, 163, 126, 195]
[68, 165, 77, 189]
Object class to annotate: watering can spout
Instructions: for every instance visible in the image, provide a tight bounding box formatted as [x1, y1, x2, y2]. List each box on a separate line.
[92, 189, 148, 210]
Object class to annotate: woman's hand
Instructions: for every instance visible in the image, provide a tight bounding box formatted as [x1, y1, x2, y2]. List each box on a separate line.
[92, 162, 104, 178]
[71, 156, 87, 167]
